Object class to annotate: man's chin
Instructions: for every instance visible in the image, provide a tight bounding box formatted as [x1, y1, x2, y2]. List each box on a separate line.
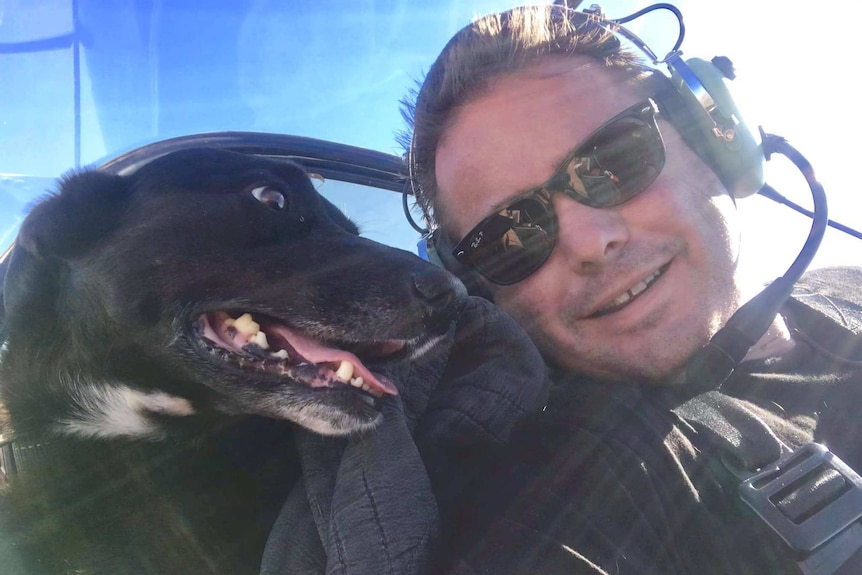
[545, 343, 698, 386]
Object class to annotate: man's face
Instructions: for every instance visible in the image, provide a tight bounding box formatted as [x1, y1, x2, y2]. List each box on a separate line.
[435, 56, 741, 382]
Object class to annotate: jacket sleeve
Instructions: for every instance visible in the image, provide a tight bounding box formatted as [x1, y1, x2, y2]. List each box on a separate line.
[259, 297, 551, 575]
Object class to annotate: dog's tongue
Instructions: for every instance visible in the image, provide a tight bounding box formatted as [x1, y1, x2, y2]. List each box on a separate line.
[266, 324, 398, 396]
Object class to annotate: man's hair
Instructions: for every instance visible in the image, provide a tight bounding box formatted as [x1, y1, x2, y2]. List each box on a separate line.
[401, 5, 648, 231]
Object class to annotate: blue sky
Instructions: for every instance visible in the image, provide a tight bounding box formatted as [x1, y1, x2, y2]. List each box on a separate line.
[1, 0, 858, 279]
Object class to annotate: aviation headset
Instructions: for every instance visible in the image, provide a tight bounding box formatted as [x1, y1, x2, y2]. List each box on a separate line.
[405, 2, 842, 388]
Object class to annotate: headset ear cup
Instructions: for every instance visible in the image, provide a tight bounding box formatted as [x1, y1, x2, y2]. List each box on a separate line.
[425, 230, 494, 301]
[665, 57, 765, 198]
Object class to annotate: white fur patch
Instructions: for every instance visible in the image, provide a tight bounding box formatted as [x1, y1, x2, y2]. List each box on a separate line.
[56, 383, 195, 440]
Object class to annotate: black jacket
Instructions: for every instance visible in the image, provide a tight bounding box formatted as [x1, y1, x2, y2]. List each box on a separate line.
[260, 296, 551, 575]
[263, 267, 862, 575]
[436, 266, 862, 575]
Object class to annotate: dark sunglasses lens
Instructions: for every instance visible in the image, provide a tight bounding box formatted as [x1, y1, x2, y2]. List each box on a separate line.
[456, 104, 664, 285]
[571, 115, 665, 207]
[467, 197, 556, 284]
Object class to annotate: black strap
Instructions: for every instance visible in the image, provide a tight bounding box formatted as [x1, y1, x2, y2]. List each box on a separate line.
[0, 437, 55, 480]
[673, 392, 862, 575]
[673, 390, 788, 473]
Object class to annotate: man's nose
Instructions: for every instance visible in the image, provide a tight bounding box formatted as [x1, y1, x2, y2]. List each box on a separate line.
[552, 194, 629, 273]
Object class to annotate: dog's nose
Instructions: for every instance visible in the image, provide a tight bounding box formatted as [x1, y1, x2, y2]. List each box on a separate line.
[412, 269, 467, 324]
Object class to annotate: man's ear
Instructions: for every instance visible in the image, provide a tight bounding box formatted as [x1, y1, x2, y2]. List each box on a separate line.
[16, 170, 129, 260]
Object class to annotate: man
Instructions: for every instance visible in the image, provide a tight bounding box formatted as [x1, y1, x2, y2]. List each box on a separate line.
[404, 5, 862, 574]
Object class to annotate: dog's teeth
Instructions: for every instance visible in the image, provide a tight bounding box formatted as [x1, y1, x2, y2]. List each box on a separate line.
[335, 360, 354, 383]
[361, 384, 371, 392]
[271, 349, 289, 360]
[232, 313, 259, 337]
[250, 330, 270, 349]
[350, 376, 364, 388]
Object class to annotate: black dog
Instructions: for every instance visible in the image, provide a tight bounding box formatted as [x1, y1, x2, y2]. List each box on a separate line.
[0, 148, 466, 574]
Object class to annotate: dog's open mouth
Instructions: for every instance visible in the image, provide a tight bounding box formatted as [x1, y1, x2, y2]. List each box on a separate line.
[195, 311, 404, 397]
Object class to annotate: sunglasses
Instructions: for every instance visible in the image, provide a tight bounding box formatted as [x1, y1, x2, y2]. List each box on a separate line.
[451, 98, 666, 285]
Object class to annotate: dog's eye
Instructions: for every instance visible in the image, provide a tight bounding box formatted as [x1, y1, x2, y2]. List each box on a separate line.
[250, 186, 286, 210]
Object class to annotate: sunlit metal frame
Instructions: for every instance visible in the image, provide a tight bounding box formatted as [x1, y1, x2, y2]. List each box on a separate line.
[99, 131, 407, 191]
[0, 131, 409, 267]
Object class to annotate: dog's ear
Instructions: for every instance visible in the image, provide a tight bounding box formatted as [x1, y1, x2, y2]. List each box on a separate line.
[16, 169, 129, 259]
[4, 170, 128, 331]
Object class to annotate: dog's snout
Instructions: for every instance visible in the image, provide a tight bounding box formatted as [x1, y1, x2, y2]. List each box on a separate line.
[413, 269, 457, 308]
[412, 269, 467, 324]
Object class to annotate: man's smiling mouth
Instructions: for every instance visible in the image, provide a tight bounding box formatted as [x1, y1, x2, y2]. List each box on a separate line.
[590, 263, 670, 318]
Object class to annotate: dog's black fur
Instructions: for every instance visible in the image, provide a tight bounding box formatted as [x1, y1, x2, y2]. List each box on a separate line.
[0, 148, 465, 574]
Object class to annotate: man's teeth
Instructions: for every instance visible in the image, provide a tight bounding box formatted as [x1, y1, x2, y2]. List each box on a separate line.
[607, 269, 663, 309]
